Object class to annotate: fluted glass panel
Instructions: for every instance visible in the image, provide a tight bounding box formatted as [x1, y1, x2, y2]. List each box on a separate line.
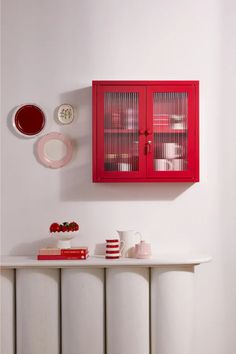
[104, 92, 139, 172]
[153, 92, 188, 171]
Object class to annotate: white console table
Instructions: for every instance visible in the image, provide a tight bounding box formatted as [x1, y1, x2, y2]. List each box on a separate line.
[0, 254, 211, 354]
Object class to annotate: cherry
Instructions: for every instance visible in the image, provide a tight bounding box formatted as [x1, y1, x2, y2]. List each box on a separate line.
[50, 223, 60, 233]
[74, 224, 79, 231]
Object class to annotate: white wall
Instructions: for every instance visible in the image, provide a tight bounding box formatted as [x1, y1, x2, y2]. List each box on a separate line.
[1, 0, 236, 353]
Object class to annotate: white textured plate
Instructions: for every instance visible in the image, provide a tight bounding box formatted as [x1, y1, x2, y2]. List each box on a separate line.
[57, 104, 74, 124]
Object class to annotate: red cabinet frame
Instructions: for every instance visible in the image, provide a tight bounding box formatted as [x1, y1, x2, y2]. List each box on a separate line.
[93, 81, 199, 183]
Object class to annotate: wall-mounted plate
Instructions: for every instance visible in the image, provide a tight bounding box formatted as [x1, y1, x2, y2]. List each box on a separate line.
[57, 104, 74, 124]
[13, 104, 46, 137]
[36, 132, 73, 168]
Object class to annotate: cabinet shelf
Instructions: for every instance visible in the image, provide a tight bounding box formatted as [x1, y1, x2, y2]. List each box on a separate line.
[104, 129, 187, 134]
[104, 129, 137, 134]
[153, 128, 187, 134]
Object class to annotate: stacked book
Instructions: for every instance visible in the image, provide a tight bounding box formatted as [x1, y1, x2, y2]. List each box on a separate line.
[37, 247, 89, 260]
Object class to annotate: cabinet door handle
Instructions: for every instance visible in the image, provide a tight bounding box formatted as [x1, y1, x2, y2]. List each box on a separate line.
[139, 129, 145, 135]
[146, 140, 152, 154]
[146, 130, 152, 135]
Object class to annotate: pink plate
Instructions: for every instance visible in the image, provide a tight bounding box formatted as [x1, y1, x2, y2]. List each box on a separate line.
[37, 132, 73, 168]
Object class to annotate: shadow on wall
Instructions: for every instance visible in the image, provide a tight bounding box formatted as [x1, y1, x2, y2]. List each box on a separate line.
[7, 106, 25, 138]
[9, 238, 56, 256]
[59, 86, 194, 201]
[60, 166, 193, 201]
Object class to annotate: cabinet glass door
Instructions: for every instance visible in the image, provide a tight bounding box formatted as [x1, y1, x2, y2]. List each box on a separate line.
[146, 86, 197, 180]
[96, 86, 146, 179]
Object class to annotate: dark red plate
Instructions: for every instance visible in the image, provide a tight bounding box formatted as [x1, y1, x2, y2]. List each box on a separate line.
[13, 104, 46, 136]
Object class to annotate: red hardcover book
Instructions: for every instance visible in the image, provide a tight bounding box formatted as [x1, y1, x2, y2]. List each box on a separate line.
[37, 254, 88, 260]
[38, 247, 88, 256]
[61, 248, 88, 256]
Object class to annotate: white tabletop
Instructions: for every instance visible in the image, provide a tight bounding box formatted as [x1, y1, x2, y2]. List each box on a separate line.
[0, 254, 212, 269]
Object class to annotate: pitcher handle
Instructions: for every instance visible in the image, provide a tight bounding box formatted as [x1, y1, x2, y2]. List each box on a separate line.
[135, 232, 142, 242]
[167, 160, 173, 171]
[176, 145, 183, 157]
[120, 240, 125, 256]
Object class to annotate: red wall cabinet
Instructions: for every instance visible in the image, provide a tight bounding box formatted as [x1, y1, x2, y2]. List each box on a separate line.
[93, 81, 199, 182]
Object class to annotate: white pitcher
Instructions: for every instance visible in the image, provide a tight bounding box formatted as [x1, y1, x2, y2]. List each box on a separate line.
[117, 230, 142, 258]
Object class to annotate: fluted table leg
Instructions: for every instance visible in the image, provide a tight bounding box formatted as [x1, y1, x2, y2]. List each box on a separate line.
[106, 267, 149, 354]
[151, 266, 194, 354]
[0, 269, 15, 354]
[16, 269, 60, 354]
[61, 268, 104, 354]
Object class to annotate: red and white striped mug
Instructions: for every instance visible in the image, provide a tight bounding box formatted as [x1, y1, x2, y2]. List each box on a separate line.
[105, 239, 124, 259]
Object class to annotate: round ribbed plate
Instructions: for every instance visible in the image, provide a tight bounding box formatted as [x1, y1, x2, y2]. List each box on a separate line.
[36, 132, 73, 168]
[13, 104, 46, 137]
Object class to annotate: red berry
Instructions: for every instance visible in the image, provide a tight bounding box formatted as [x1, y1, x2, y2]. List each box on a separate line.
[69, 222, 74, 231]
[50, 223, 60, 233]
[65, 221, 79, 232]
